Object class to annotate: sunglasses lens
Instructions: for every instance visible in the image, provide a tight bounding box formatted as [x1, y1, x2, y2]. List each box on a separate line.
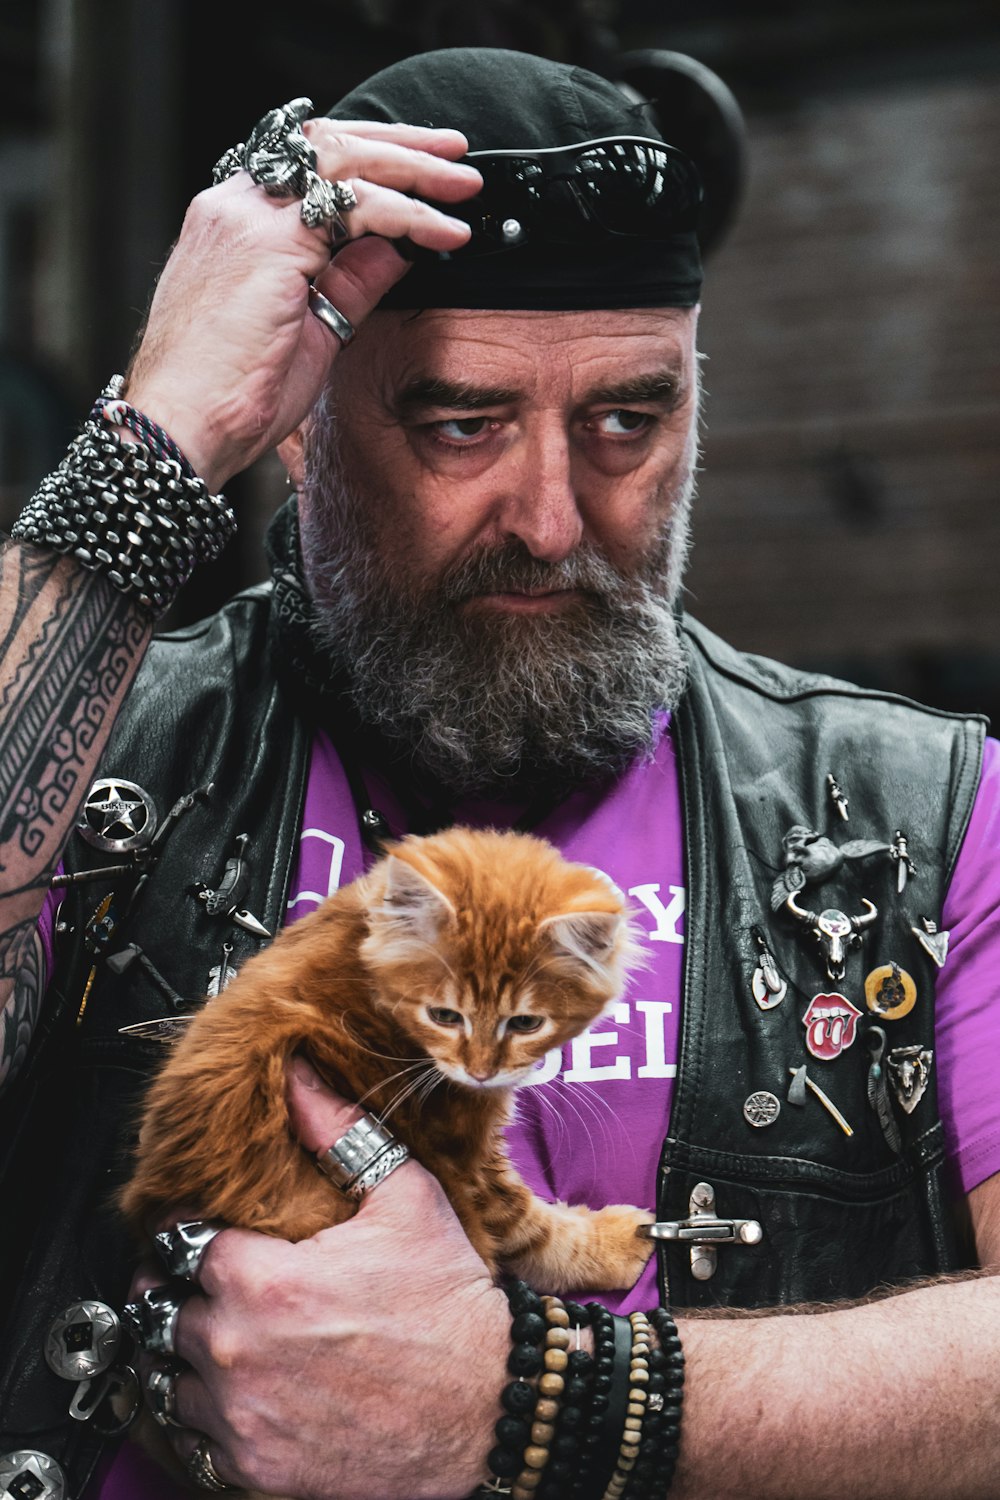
[571, 144, 700, 234]
[405, 138, 701, 259]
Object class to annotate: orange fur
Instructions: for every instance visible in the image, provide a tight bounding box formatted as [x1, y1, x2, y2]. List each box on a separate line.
[121, 828, 654, 1495]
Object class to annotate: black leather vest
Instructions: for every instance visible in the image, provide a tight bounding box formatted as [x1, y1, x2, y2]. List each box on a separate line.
[0, 589, 985, 1496]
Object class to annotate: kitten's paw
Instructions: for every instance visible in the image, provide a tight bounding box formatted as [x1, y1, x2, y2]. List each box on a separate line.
[584, 1203, 656, 1290]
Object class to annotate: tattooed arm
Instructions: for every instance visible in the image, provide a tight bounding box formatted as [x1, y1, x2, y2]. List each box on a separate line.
[0, 542, 152, 1093]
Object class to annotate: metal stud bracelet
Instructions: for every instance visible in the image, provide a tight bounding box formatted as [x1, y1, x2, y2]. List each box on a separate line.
[11, 390, 235, 617]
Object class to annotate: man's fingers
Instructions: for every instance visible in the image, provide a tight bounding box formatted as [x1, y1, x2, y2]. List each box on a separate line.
[285, 1055, 442, 1224]
[325, 179, 472, 251]
[305, 123, 483, 201]
[313, 237, 411, 326]
[305, 118, 472, 160]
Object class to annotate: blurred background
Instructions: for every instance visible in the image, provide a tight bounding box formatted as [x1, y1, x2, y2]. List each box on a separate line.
[2, 0, 999, 721]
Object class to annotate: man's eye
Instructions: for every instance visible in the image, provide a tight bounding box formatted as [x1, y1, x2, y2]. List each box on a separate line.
[434, 416, 491, 442]
[596, 409, 651, 436]
[428, 1006, 464, 1026]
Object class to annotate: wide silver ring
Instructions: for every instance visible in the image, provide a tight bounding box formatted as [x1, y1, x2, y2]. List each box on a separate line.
[153, 1220, 226, 1282]
[121, 1285, 188, 1356]
[316, 1112, 409, 1197]
[308, 287, 356, 346]
[146, 1363, 184, 1429]
[187, 1435, 233, 1492]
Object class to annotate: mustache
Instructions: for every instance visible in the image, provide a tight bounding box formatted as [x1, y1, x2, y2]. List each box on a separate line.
[435, 539, 660, 607]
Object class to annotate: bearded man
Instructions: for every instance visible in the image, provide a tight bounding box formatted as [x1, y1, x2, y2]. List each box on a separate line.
[1, 46, 999, 1500]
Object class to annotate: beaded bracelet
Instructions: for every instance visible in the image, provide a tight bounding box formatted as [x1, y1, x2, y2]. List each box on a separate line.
[509, 1294, 571, 1500]
[537, 1300, 594, 1499]
[597, 1309, 653, 1500]
[643, 1306, 686, 1497]
[481, 1281, 550, 1494]
[572, 1303, 633, 1500]
[11, 386, 235, 617]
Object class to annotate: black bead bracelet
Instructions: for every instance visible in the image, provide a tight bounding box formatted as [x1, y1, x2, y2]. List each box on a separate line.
[645, 1305, 686, 1497]
[483, 1280, 549, 1489]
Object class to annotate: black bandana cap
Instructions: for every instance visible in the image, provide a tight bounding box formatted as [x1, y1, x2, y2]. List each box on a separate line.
[325, 47, 703, 311]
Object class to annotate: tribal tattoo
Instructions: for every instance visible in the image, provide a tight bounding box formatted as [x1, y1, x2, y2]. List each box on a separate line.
[0, 542, 151, 991]
[0, 926, 44, 1094]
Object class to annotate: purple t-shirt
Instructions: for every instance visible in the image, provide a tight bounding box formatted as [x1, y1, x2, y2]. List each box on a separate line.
[84, 724, 1000, 1499]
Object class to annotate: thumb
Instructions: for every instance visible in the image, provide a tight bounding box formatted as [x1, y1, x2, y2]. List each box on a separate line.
[285, 1054, 363, 1152]
[285, 1054, 433, 1218]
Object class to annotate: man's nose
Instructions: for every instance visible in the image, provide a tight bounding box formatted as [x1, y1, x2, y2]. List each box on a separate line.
[497, 429, 584, 563]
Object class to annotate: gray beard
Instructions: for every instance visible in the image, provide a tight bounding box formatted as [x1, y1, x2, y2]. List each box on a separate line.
[298, 403, 694, 800]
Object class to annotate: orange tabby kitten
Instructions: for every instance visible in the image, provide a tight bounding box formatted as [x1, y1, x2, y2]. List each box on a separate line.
[121, 828, 654, 1494]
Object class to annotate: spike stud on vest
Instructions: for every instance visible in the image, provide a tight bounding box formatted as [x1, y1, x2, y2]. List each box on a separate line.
[785, 892, 878, 982]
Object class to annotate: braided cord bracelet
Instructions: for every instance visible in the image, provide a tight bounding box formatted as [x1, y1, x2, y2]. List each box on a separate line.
[90, 374, 197, 474]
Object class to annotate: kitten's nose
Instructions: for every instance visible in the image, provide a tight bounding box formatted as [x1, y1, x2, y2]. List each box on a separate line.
[469, 1070, 492, 1083]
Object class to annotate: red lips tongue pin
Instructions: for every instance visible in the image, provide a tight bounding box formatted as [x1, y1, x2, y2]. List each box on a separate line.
[801, 992, 863, 1061]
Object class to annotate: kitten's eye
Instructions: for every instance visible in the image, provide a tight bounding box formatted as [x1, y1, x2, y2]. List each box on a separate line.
[428, 1006, 464, 1027]
[507, 1015, 544, 1033]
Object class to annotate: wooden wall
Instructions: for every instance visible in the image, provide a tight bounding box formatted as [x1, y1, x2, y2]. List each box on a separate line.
[687, 75, 1000, 719]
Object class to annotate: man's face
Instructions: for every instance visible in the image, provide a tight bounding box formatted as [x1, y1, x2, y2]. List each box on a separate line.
[296, 304, 700, 797]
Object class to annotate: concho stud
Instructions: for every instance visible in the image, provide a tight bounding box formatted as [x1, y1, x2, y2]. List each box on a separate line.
[743, 1091, 781, 1128]
[0, 1450, 68, 1500]
[44, 1300, 122, 1381]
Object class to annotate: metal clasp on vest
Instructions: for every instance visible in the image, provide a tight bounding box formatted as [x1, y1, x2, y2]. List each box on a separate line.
[638, 1181, 763, 1281]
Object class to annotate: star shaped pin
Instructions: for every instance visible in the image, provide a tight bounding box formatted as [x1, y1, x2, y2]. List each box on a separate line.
[78, 778, 158, 853]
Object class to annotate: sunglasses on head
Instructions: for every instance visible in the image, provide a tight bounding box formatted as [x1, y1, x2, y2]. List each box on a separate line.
[400, 135, 703, 260]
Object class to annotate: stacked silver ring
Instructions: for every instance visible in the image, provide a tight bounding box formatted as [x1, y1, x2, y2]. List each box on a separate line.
[212, 97, 358, 246]
[122, 1285, 188, 1356]
[153, 1219, 226, 1281]
[316, 1113, 410, 1199]
[146, 1363, 184, 1429]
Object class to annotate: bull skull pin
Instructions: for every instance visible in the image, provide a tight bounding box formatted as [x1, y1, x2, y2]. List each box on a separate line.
[785, 893, 878, 982]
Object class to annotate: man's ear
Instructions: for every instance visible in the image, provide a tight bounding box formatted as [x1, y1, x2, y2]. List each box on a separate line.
[277, 425, 307, 491]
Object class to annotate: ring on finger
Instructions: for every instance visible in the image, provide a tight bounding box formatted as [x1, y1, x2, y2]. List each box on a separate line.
[122, 1285, 189, 1356]
[187, 1434, 234, 1492]
[308, 287, 356, 346]
[211, 97, 357, 244]
[153, 1219, 226, 1282]
[146, 1362, 185, 1429]
[302, 178, 357, 247]
[316, 1111, 410, 1198]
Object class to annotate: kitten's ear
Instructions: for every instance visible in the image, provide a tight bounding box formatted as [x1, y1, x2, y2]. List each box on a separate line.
[541, 910, 625, 978]
[364, 856, 455, 961]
